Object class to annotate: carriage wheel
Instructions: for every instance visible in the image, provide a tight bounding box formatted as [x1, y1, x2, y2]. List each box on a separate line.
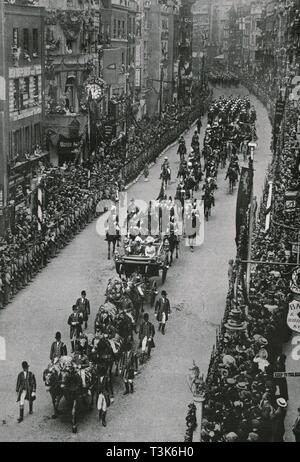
[162, 268, 167, 284]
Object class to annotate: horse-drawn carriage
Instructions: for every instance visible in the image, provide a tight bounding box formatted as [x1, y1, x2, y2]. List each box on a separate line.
[114, 235, 169, 305]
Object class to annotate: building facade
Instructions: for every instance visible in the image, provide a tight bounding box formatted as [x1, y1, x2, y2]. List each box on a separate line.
[3, 0, 46, 223]
[191, 0, 211, 85]
[177, 0, 195, 106]
[41, 0, 107, 166]
[145, 0, 177, 117]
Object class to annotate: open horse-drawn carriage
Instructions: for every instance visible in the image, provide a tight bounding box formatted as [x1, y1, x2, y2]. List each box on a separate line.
[114, 235, 169, 305]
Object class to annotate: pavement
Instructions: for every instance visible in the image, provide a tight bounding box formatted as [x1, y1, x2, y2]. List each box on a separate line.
[0, 85, 273, 442]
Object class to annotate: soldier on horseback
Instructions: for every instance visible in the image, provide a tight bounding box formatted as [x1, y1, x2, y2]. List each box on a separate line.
[177, 136, 187, 162]
[160, 157, 171, 189]
[191, 130, 199, 153]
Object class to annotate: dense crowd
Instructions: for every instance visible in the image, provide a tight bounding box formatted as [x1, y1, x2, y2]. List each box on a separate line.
[208, 71, 240, 87]
[0, 94, 210, 309]
[200, 99, 300, 442]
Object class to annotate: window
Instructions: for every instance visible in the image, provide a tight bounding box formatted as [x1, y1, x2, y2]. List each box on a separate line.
[32, 29, 38, 55]
[113, 19, 117, 38]
[122, 51, 124, 64]
[34, 123, 41, 146]
[25, 126, 30, 152]
[128, 17, 131, 34]
[23, 29, 29, 53]
[19, 79, 24, 110]
[132, 18, 135, 35]
[33, 75, 39, 101]
[13, 79, 19, 111]
[13, 28, 19, 47]
[13, 130, 21, 157]
[118, 20, 121, 38]
[66, 39, 73, 52]
[23, 77, 30, 108]
[122, 20, 125, 38]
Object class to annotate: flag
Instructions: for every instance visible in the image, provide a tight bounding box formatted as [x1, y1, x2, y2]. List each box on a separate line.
[103, 48, 123, 85]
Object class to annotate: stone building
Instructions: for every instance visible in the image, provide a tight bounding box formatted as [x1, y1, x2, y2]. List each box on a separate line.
[2, 0, 46, 222]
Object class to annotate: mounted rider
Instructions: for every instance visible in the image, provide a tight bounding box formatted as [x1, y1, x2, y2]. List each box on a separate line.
[161, 156, 170, 174]
[177, 135, 187, 161]
[191, 130, 199, 151]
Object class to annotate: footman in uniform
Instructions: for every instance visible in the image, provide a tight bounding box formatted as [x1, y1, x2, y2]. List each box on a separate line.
[68, 305, 83, 353]
[16, 361, 36, 423]
[138, 313, 155, 362]
[76, 290, 91, 329]
[50, 331, 67, 361]
[155, 290, 171, 335]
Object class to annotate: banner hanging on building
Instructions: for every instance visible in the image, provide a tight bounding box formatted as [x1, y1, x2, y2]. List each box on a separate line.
[235, 166, 252, 245]
[103, 48, 123, 86]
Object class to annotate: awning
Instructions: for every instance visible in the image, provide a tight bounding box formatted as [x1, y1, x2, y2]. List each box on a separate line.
[214, 54, 224, 60]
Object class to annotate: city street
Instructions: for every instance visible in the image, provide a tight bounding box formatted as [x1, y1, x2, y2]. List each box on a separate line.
[0, 86, 272, 442]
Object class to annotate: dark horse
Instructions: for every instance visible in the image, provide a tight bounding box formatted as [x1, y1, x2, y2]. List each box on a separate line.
[60, 364, 98, 433]
[43, 365, 63, 420]
[44, 361, 98, 433]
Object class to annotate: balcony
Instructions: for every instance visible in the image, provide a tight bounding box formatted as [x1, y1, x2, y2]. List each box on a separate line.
[45, 112, 87, 139]
[98, 34, 111, 46]
[10, 149, 49, 170]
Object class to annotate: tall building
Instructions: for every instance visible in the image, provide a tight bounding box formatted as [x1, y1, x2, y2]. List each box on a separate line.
[103, 0, 137, 135]
[177, 0, 195, 106]
[41, 0, 106, 166]
[191, 0, 211, 84]
[146, 0, 178, 117]
[2, 0, 45, 227]
[0, 0, 7, 234]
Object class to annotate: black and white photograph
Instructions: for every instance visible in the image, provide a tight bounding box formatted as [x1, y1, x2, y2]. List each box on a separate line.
[0, 0, 299, 445]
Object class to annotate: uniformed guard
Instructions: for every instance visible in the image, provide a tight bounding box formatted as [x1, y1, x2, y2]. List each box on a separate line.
[16, 361, 36, 423]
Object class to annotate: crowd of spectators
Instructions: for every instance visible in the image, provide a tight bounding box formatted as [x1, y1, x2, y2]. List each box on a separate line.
[199, 99, 300, 442]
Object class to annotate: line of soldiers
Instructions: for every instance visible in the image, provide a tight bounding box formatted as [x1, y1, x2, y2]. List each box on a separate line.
[0, 195, 100, 309]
